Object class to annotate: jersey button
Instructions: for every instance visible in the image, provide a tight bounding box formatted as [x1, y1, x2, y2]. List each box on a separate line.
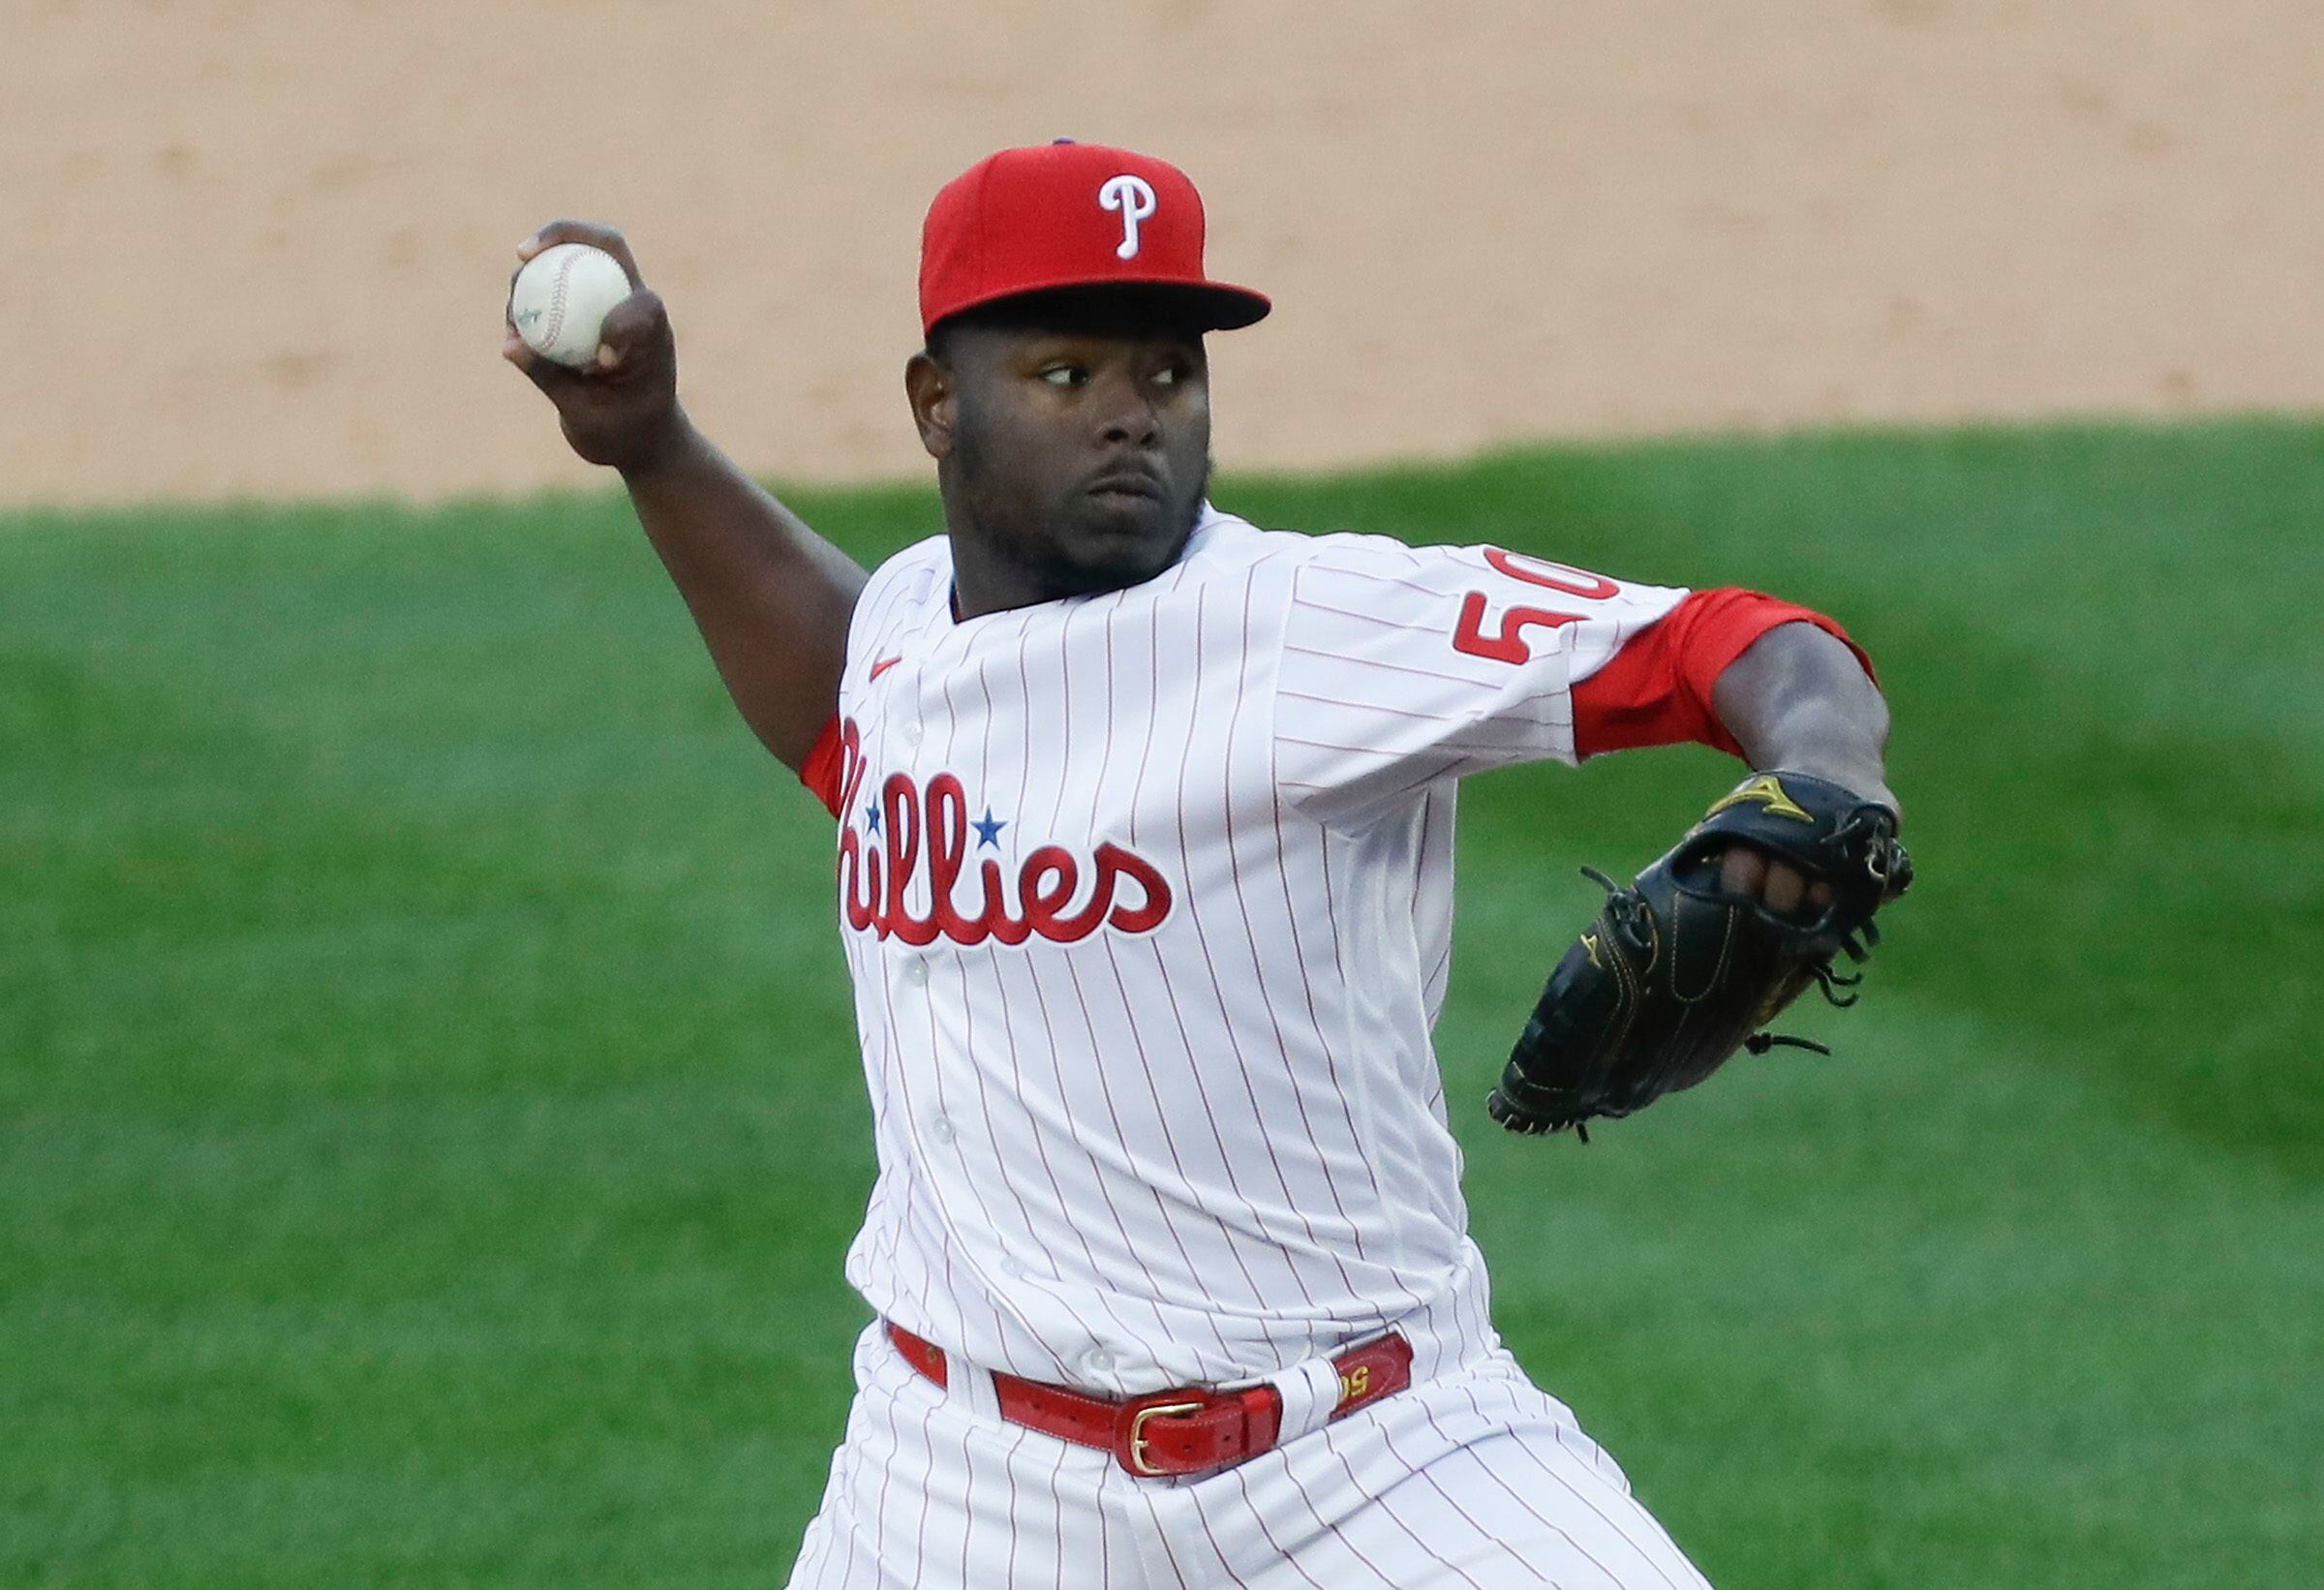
[1081, 1345, 1116, 1376]
[901, 718, 924, 747]
[927, 1114, 957, 1147]
[902, 958, 930, 988]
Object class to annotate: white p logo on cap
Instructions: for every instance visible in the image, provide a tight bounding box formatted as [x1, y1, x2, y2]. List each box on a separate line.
[1098, 174, 1158, 260]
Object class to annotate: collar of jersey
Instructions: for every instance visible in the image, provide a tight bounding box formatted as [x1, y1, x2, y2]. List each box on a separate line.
[938, 501, 1229, 631]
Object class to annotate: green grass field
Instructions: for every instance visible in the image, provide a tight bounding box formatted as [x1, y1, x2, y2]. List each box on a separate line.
[6, 420, 2319, 1587]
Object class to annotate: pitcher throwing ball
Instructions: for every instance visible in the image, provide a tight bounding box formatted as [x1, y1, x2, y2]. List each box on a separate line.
[506, 139, 1906, 1588]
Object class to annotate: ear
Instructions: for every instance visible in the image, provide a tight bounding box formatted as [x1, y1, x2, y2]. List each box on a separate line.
[904, 352, 956, 461]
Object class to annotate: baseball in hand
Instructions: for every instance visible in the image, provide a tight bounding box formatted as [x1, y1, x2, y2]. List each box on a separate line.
[508, 242, 633, 368]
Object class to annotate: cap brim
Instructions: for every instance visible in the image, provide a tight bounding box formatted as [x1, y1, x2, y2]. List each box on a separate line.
[928, 277, 1271, 338]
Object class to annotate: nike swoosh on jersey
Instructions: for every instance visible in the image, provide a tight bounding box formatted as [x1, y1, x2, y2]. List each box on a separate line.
[869, 656, 903, 681]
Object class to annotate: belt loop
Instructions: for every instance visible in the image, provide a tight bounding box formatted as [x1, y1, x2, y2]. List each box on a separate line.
[1266, 1354, 1347, 1449]
[945, 1356, 1004, 1423]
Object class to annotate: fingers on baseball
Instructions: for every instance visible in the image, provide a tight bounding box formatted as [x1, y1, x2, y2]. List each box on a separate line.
[595, 290, 668, 372]
[518, 219, 646, 288]
[504, 225, 662, 378]
[502, 322, 549, 377]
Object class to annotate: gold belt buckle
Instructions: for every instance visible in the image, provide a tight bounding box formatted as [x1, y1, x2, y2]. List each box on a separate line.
[1124, 1399, 1205, 1476]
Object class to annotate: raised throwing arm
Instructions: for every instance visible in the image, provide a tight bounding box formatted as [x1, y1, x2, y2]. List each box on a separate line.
[504, 222, 867, 775]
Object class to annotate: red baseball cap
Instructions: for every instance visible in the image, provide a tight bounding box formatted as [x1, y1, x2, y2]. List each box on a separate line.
[918, 140, 1270, 338]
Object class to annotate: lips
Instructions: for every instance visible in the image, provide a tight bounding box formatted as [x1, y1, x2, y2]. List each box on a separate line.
[1086, 468, 1162, 501]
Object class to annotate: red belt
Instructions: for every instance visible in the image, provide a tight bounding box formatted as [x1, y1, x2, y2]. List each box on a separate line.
[885, 1322, 1413, 1479]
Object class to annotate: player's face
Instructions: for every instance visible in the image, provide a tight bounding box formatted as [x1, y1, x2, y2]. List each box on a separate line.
[909, 296, 1212, 617]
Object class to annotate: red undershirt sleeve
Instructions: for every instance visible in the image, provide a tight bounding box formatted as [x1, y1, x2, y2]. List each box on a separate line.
[1570, 588, 1875, 761]
[798, 714, 844, 818]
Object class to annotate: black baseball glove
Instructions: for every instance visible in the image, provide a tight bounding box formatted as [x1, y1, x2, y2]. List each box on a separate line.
[1486, 770, 1911, 1140]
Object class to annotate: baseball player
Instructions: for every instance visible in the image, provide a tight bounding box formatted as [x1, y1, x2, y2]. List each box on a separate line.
[506, 140, 1898, 1588]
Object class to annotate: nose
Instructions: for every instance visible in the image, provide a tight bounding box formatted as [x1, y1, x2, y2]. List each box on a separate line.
[1093, 368, 1160, 449]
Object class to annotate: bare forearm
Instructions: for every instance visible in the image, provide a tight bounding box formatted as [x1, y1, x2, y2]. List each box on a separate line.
[1710, 622, 1896, 810]
[622, 416, 867, 771]
[503, 222, 868, 775]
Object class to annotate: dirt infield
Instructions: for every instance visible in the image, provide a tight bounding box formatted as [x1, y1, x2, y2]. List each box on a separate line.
[8, 1, 2318, 507]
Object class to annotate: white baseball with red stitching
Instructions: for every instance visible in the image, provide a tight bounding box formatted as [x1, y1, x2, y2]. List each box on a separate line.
[508, 242, 630, 368]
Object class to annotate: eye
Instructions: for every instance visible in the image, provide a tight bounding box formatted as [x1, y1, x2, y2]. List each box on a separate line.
[1039, 364, 1089, 388]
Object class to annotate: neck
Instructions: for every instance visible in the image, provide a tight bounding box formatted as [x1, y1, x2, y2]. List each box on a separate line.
[945, 531, 1057, 622]
[941, 500, 1209, 622]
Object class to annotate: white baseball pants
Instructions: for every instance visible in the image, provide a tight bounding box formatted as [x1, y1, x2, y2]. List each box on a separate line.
[786, 1322, 1714, 1589]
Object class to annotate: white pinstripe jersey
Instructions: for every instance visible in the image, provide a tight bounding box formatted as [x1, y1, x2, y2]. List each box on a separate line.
[828, 505, 1692, 1395]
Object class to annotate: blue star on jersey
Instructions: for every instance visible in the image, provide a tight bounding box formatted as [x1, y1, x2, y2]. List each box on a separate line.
[864, 802, 997, 845]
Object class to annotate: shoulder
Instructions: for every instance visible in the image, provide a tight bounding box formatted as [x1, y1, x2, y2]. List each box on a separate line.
[1172, 514, 1636, 652]
[867, 532, 953, 594]
[1168, 507, 1469, 588]
[849, 533, 953, 657]
[1199, 510, 1510, 583]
